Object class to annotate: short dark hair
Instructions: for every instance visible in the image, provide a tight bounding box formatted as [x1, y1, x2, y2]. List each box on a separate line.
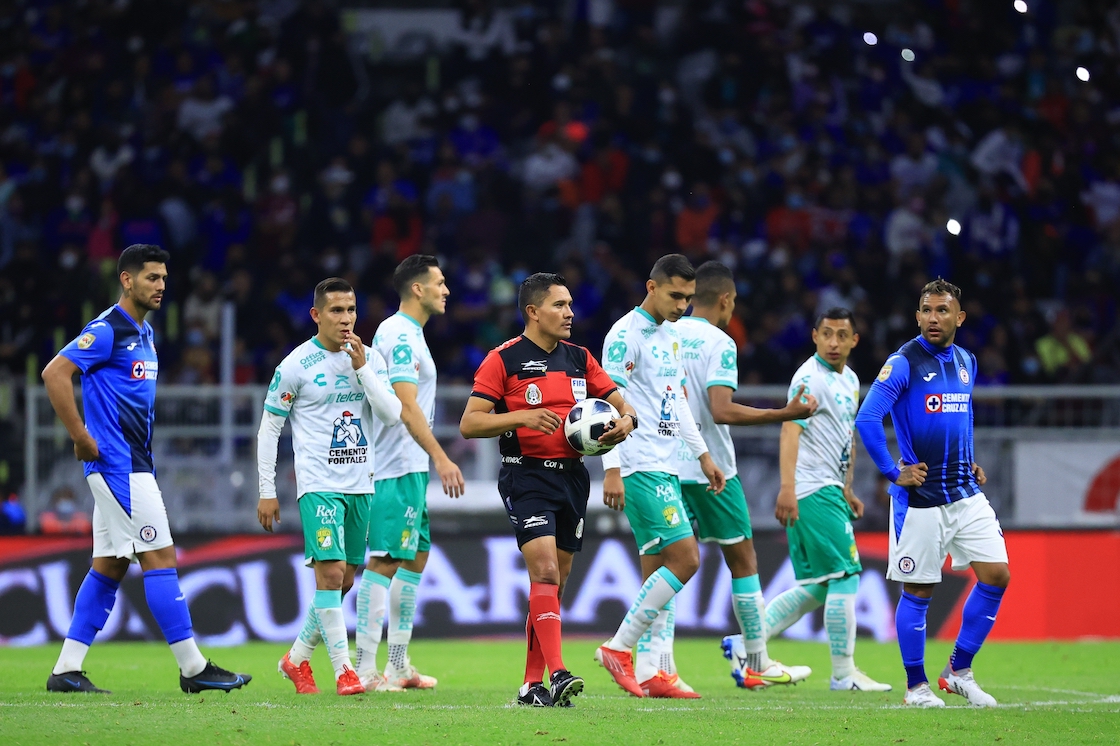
[392, 254, 440, 298]
[117, 244, 169, 276]
[814, 307, 857, 334]
[314, 277, 355, 308]
[518, 272, 566, 321]
[693, 261, 735, 306]
[650, 254, 695, 284]
[919, 278, 962, 305]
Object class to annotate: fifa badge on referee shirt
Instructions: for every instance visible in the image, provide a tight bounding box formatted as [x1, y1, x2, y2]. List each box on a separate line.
[571, 378, 586, 402]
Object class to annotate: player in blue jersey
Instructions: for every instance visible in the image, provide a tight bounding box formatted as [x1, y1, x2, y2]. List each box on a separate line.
[42, 244, 250, 694]
[855, 279, 1009, 708]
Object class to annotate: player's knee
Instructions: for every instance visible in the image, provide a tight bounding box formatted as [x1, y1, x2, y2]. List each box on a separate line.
[315, 563, 346, 590]
[665, 544, 700, 580]
[528, 560, 561, 585]
[986, 565, 1011, 589]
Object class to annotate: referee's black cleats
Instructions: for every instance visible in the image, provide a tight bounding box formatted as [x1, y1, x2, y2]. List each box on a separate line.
[47, 670, 110, 693]
[517, 681, 553, 707]
[549, 669, 584, 707]
[180, 660, 252, 693]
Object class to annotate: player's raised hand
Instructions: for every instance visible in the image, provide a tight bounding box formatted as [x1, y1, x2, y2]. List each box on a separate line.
[257, 497, 281, 532]
[896, 462, 928, 487]
[73, 430, 99, 462]
[521, 408, 562, 434]
[775, 485, 799, 526]
[341, 331, 365, 370]
[785, 385, 818, 419]
[603, 468, 625, 511]
[971, 462, 987, 486]
[436, 456, 466, 498]
[844, 488, 865, 520]
[700, 454, 726, 494]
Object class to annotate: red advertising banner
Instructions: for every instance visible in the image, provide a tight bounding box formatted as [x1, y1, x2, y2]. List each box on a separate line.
[1, 531, 1116, 645]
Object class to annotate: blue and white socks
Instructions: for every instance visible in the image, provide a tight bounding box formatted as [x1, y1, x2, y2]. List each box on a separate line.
[144, 568, 208, 678]
[950, 582, 1005, 672]
[53, 570, 119, 674]
[896, 591, 931, 689]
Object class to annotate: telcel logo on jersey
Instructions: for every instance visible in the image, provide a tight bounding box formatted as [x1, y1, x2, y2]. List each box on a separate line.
[329, 411, 368, 464]
[925, 392, 970, 413]
[130, 360, 158, 380]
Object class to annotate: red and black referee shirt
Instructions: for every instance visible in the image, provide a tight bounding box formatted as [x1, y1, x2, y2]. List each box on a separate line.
[470, 335, 618, 459]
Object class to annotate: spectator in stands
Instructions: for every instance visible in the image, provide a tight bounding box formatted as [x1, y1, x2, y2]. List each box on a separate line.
[1036, 309, 1093, 383]
[38, 486, 91, 535]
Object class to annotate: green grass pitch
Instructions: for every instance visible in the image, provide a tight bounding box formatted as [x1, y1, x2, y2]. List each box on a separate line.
[2, 639, 1118, 745]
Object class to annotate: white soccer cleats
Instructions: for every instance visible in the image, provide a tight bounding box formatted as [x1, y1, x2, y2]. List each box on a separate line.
[830, 669, 893, 692]
[939, 667, 997, 707]
[904, 682, 946, 707]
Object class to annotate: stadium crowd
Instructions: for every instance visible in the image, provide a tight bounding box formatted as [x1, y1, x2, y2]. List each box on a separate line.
[1, 0, 1118, 399]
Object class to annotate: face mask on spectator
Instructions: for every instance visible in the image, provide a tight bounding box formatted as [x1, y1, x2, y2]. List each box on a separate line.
[271, 175, 290, 194]
[662, 170, 682, 190]
[60, 249, 80, 270]
[66, 195, 85, 214]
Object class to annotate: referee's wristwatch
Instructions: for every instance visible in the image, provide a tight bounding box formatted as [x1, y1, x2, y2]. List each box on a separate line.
[623, 413, 638, 430]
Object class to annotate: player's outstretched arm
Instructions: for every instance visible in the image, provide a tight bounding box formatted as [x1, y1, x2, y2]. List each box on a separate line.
[709, 384, 818, 427]
[42, 355, 99, 461]
[775, 421, 802, 526]
[459, 396, 561, 439]
[256, 410, 286, 532]
[394, 380, 465, 498]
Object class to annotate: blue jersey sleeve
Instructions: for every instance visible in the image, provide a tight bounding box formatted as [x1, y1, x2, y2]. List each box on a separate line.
[855, 355, 910, 483]
[59, 320, 114, 374]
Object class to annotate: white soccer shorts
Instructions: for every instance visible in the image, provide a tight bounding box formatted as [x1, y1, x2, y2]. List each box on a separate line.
[887, 492, 1008, 584]
[88, 472, 175, 561]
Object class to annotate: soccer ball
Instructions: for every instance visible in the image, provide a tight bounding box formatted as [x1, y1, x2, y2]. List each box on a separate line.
[564, 398, 620, 456]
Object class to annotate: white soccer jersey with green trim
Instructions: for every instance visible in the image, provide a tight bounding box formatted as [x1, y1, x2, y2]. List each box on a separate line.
[370, 311, 436, 480]
[263, 338, 393, 497]
[601, 307, 688, 477]
[675, 316, 738, 483]
[788, 354, 860, 499]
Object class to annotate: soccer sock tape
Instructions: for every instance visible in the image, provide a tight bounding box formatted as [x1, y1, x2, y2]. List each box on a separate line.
[951, 581, 1006, 672]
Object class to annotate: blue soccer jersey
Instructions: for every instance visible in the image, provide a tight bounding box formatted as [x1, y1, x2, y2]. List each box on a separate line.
[855, 335, 981, 508]
[60, 305, 159, 478]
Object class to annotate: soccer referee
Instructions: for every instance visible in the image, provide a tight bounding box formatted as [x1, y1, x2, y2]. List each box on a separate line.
[460, 272, 636, 708]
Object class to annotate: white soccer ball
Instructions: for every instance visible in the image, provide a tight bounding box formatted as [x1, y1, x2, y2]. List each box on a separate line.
[564, 398, 620, 456]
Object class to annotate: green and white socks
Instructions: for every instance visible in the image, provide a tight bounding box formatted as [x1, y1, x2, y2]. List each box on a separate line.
[764, 576, 859, 679]
[764, 583, 828, 639]
[824, 575, 858, 679]
[288, 603, 323, 664]
[607, 567, 683, 652]
[355, 571, 391, 677]
[314, 589, 353, 679]
[387, 568, 422, 672]
[732, 575, 771, 673]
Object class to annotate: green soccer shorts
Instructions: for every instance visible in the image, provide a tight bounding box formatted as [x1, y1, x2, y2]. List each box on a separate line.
[786, 485, 862, 584]
[681, 475, 752, 544]
[622, 472, 695, 555]
[298, 492, 371, 566]
[368, 472, 431, 561]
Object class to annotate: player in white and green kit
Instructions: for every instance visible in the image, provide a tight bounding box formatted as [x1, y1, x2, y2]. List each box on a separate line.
[595, 254, 725, 699]
[355, 255, 464, 692]
[765, 307, 892, 692]
[674, 262, 816, 690]
[257, 278, 403, 696]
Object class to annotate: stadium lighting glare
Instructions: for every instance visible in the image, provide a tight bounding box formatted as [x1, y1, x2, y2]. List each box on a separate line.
[901, 48, 915, 62]
[1014, 0, 1028, 13]
[863, 32, 878, 46]
[947, 219, 962, 236]
[1077, 66, 1091, 82]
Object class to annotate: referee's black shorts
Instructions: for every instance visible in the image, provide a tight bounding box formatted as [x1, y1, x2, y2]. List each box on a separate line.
[498, 457, 590, 553]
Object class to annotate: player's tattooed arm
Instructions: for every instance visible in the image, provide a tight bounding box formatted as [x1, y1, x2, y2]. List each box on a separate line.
[42, 354, 99, 461]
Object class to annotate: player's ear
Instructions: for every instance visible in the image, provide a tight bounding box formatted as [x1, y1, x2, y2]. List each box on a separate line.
[310, 306, 320, 324]
[851, 332, 860, 348]
[646, 278, 657, 295]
